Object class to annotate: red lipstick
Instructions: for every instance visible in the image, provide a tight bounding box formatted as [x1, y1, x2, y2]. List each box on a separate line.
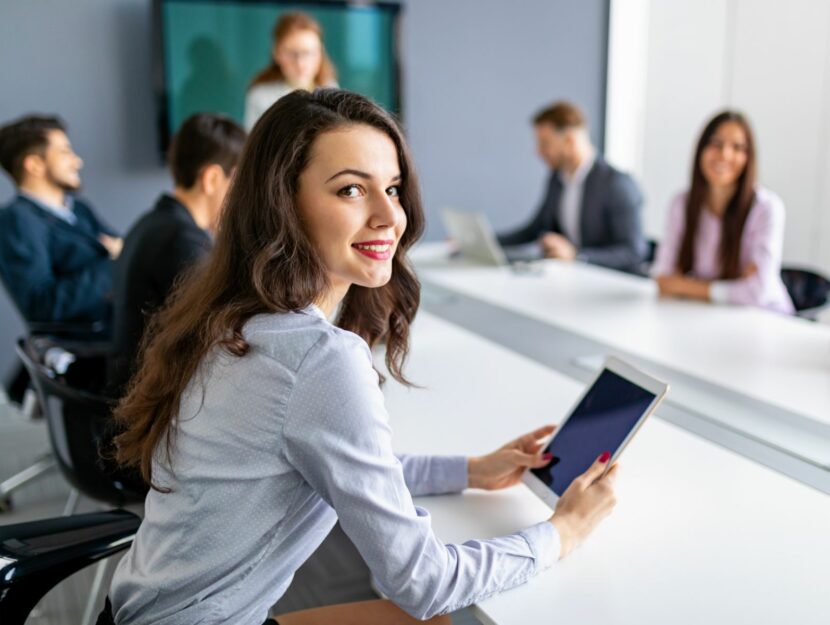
[352, 239, 394, 261]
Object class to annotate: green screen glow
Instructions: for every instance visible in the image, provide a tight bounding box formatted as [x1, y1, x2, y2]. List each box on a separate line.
[162, 1, 398, 133]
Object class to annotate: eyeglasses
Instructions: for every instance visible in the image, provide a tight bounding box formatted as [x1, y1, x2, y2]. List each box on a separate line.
[279, 48, 321, 62]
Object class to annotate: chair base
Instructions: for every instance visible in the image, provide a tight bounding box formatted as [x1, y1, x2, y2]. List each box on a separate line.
[0, 453, 56, 512]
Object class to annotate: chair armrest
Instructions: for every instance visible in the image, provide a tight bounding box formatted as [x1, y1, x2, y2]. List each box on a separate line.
[0, 509, 140, 595]
[27, 320, 108, 341]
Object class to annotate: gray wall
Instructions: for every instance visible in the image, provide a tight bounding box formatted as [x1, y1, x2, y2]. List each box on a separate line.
[403, 0, 609, 240]
[0, 0, 608, 375]
[0, 0, 169, 374]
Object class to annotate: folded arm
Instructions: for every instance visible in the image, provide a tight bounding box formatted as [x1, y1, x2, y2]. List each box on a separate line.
[0, 211, 112, 322]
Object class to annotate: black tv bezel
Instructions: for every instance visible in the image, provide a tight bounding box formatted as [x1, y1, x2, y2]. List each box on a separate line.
[151, 0, 404, 157]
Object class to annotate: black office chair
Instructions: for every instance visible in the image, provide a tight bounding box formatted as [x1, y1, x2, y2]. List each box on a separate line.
[1, 281, 111, 512]
[635, 238, 659, 277]
[1, 269, 109, 404]
[0, 509, 141, 625]
[780, 267, 830, 319]
[15, 337, 146, 508]
[4, 321, 107, 407]
[644, 238, 658, 264]
[14, 337, 147, 624]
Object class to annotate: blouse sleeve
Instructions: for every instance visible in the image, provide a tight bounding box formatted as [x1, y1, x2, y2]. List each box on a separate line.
[651, 193, 687, 277]
[282, 330, 559, 619]
[709, 191, 790, 309]
[397, 454, 469, 496]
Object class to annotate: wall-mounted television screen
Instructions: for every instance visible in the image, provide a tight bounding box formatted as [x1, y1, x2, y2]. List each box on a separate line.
[153, 0, 402, 152]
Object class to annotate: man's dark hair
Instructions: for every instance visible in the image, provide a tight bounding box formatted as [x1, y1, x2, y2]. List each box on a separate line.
[168, 114, 247, 189]
[0, 115, 66, 185]
[532, 101, 587, 131]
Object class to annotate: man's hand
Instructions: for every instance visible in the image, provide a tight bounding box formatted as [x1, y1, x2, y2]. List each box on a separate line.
[468, 424, 556, 490]
[540, 232, 577, 261]
[99, 234, 124, 259]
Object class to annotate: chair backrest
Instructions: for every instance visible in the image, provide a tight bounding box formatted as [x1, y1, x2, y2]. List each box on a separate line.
[27, 319, 108, 339]
[14, 338, 147, 506]
[0, 509, 140, 624]
[780, 267, 830, 312]
[633, 238, 659, 277]
[1, 276, 109, 405]
[644, 238, 658, 264]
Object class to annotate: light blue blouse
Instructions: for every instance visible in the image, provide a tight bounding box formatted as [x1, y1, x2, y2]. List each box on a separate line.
[109, 306, 559, 624]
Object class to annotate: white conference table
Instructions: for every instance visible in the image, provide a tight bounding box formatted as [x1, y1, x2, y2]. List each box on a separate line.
[411, 244, 830, 475]
[383, 312, 830, 625]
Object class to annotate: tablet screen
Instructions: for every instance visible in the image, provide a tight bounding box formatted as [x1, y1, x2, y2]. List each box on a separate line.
[530, 368, 656, 496]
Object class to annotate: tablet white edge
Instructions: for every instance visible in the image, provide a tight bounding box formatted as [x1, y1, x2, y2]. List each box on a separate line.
[521, 355, 669, 510]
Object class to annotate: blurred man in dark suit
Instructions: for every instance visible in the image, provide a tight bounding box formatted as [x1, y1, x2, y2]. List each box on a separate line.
[498, 101, 646, 273]
[108, 113, 246, 394]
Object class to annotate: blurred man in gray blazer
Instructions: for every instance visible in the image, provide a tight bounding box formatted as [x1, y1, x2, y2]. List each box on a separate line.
[498, 101, 646, 273]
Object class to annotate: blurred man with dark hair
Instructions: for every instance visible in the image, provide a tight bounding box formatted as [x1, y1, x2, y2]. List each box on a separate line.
[0, 115, 121, 325]
[108, 113, 246, 393]
[498, 101, 646, 273]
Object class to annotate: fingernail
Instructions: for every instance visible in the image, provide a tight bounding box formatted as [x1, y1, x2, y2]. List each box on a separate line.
[542, 453, 553, 461]
[598, 451, 611, 463]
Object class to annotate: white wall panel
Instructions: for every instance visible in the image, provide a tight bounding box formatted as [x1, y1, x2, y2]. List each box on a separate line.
[730, 0, 830, 266]
[800, 2, 830, 273]
[609, 0, 830, 274]
[605, 0, 650, 178]
[639, 0, 731, 239]
[818, 81, 830, 271]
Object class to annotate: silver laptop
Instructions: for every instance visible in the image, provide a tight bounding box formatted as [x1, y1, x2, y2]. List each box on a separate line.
[441, 208, 542, 265]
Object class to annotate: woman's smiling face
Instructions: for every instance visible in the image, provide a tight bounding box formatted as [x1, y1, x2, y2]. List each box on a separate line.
[297, 123, 407, 304]
[700, 120, 749, 191]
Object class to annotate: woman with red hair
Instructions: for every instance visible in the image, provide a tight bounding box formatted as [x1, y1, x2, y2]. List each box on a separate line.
[244, 12, 338, 130]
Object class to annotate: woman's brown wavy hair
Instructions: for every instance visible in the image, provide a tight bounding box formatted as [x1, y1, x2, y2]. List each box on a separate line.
[114, 89, 424, 490]
[677, 110, 757, 280]
[249, 12, 337, 88]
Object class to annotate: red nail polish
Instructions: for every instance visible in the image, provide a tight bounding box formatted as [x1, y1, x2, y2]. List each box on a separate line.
[542, 453, 553, 461]
[598, 451, 611, 463]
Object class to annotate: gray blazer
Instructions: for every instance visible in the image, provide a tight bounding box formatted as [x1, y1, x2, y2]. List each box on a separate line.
[498, 158, 646, 272]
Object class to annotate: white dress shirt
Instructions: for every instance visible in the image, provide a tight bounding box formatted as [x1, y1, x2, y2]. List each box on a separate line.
[244, 81, 295, 130]
[558, 152, 596, 247]
[244, 80, 339, 130]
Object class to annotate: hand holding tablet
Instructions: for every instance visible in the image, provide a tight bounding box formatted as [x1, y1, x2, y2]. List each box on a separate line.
[524, 357, 667, 504]
[524, 357, 668, 558]
[466, 357, 666, 559]
[467, 424, 558, 491]
[549, 452, 620, 558]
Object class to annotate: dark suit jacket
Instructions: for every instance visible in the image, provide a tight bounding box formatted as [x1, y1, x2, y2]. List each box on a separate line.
[108, 194, 212, 393]
[0, 194, 115, 323]
[498, 158, 646, 272]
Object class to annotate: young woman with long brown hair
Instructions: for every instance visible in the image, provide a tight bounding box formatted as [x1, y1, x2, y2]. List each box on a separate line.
[244, 12, 338, 130]
[652, 111, 794, 313]
[104, 89, 618, 625]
